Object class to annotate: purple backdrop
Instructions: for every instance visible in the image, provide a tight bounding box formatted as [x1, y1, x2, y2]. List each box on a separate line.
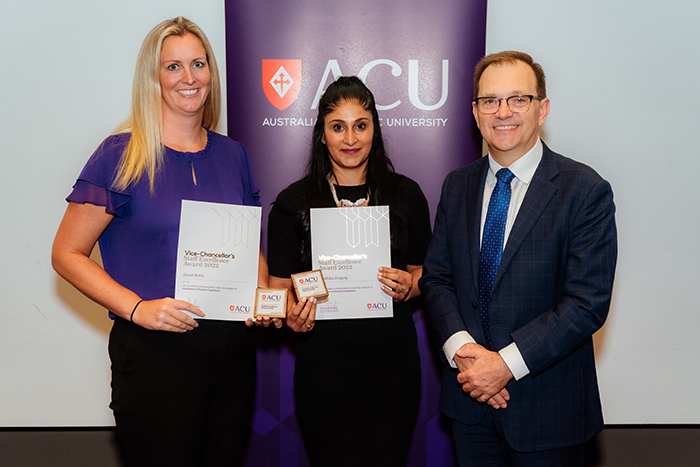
[224, 2, 486, 465]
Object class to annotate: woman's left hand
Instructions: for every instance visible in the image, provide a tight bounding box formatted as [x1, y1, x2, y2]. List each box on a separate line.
[378, 267, 413, 302]
[285, 296, 317, 333]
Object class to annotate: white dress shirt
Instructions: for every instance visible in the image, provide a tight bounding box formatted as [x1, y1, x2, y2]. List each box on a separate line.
[443, 138, 544, 380]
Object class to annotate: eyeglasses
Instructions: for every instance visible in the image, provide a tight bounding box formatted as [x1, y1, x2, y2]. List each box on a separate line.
[474, 95, 543, 114]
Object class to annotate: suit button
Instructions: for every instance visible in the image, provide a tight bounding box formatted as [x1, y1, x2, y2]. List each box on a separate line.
[471, 301, 478, 309]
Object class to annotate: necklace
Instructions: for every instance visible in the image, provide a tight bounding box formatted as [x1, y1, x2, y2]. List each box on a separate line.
[327, 174, 370, 207]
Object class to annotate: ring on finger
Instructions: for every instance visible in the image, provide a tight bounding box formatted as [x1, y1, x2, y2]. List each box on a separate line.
[305, 323, 313, 329]
[398, 285, 405, 294]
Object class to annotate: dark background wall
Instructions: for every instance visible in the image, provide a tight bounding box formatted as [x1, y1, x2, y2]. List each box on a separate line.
[2, 427, 699, 466]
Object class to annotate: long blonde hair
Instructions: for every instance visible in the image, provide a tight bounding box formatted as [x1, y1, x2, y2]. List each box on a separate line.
[112, 16, 221, 191]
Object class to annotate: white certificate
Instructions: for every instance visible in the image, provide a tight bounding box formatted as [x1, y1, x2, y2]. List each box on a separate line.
[175, 200, 261, 321]
[311, 206, 392, 320]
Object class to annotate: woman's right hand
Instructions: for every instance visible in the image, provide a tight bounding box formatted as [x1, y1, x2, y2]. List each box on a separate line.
[52, 203, 207, 333]
[130, 297, 205, 332]
[246, 316, 284, 329]
[285, 296, 317, 333]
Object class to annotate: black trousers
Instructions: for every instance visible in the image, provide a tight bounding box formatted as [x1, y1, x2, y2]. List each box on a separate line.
[452, 409, 585, 467]
[109, 318, 256, 467]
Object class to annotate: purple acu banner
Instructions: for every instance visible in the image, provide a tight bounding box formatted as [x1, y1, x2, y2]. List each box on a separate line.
[224, 1, 486, 465]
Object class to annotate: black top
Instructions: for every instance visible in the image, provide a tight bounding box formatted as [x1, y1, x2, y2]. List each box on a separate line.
[268, 173, 431, 278]
[266, 170, 432, 385]
[267, 172, 432, 466]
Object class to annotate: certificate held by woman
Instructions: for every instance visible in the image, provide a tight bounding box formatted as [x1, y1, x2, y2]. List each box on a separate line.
[175, 199, 261, 321]
[311, 205, 392, 320]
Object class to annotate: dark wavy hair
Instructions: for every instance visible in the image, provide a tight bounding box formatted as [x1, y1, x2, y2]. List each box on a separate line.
[306, 76, 396, 207]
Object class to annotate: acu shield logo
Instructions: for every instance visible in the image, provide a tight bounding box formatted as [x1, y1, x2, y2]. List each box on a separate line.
[262, 59, 301, 110]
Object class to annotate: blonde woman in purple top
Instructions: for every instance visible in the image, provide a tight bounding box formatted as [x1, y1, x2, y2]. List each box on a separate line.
[52, 17, 265, 466]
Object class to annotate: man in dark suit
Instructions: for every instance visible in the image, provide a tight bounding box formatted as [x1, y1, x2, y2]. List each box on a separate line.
[419, 51, 617, 466]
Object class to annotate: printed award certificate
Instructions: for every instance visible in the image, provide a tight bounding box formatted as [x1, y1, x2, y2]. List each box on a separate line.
[310, 206, 392, 320]
[175, 200, 261, 321]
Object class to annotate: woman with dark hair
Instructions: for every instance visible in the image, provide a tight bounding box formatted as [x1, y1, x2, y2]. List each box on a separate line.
[52, 17, 264, 466]
[268, 76, 431, 466]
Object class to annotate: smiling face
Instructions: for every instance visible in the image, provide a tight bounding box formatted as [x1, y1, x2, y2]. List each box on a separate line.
[322, 99, 374, 183]
[159, 33, 210, 124]
[472, 60, 550, 166]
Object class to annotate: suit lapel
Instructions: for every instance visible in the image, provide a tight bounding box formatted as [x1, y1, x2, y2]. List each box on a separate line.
[467, 158, 488, 292]
[493, 145, 559, 290]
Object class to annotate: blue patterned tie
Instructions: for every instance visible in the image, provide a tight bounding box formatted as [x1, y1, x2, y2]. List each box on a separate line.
[479, 168, 515, 350]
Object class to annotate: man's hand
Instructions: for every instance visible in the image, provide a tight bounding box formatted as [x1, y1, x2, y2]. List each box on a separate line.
[454, 349, 508, 408]
[455, 343, 513, 407]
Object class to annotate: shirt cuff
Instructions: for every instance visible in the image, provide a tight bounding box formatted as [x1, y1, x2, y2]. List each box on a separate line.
[443, 331, 475, 368]
[499, 342, 530, 380]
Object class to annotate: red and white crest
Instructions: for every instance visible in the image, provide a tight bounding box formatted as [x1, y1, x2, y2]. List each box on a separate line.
[262, 59, 301, 110]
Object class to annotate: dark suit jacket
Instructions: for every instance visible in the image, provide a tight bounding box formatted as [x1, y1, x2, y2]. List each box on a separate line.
[419, 142, 617, 452]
